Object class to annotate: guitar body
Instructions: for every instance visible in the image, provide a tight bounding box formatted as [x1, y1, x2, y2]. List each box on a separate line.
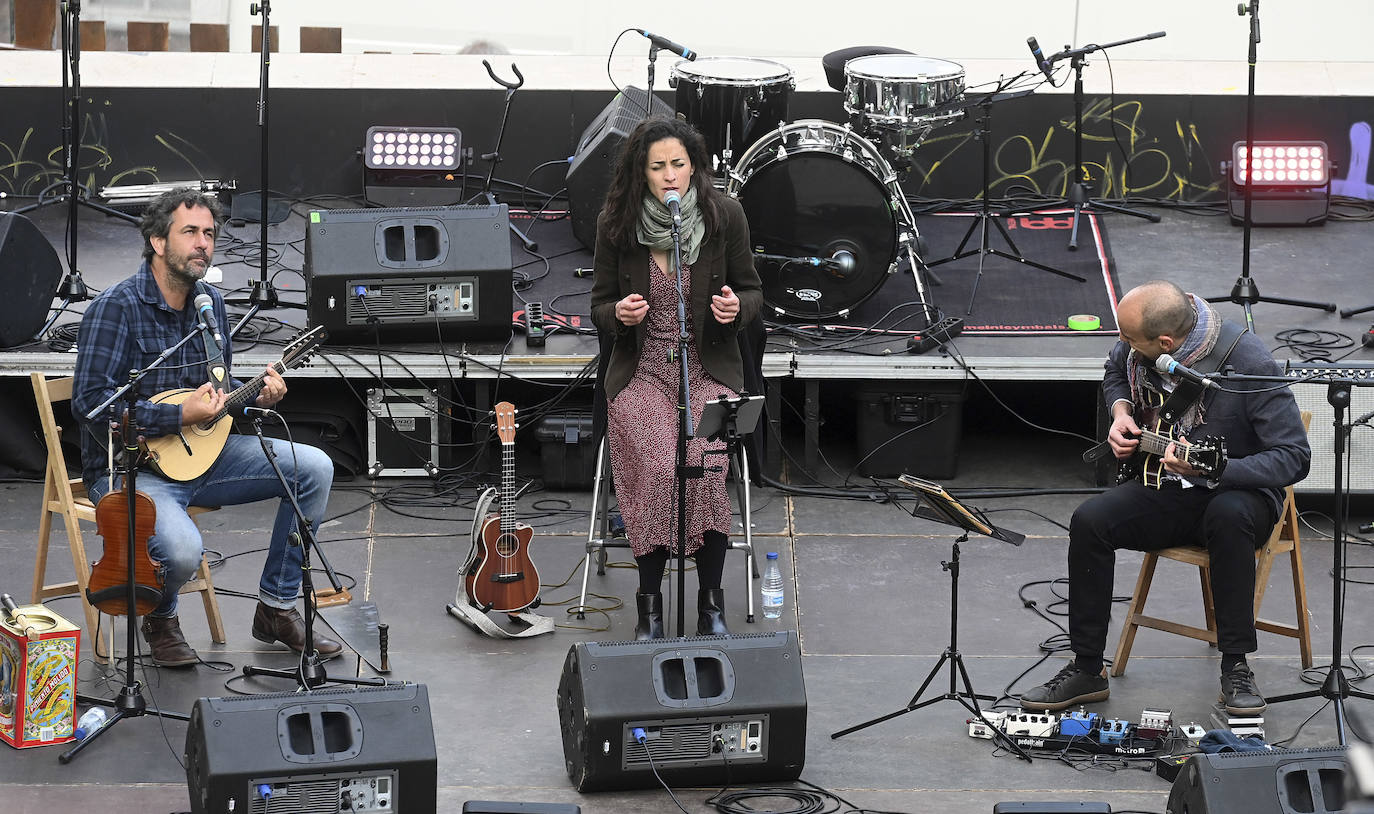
[143, 388, 233, 481]
[466, 513, 540, 613]
[463, 402, 541, 614]
[87, 489, 165, 617]
[138, 327, 326, 482]
[1117, 392, 1228, 486]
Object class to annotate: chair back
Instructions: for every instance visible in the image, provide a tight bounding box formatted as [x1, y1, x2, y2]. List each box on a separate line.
[31, 374, 92, 512]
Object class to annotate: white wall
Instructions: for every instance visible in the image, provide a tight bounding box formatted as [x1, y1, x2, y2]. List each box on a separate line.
[165, 1, 1373, 61]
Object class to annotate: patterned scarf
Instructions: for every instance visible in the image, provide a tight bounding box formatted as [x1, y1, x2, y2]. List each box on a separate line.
[635, 186, 705, 265]
[1127, 293, 1222, 433]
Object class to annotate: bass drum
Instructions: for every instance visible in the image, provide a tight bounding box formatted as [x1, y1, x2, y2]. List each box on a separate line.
[728, 121, 898, 320]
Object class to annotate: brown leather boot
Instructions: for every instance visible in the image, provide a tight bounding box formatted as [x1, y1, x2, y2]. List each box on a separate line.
[140, 614, 198, 667]
[251, 602, 344, 661]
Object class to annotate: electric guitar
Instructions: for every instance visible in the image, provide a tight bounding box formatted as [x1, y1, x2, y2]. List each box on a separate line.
[464, 402, 541, 613]
[1117, 393, 1228, 487]
[142, 327, 326, 481]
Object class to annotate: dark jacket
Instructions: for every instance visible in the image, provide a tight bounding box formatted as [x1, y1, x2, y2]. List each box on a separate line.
[589, 195, 763, 400]
[1102, 329, 1311, 518]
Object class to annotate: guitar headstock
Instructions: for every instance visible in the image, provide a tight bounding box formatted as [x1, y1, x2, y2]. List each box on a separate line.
[1183, 436, 1228, 477]
[280, 326, 327, 369]
[494, 402, 517, 445]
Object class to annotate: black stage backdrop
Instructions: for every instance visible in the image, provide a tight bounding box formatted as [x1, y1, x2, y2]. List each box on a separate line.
[511, 209, 1119, 336]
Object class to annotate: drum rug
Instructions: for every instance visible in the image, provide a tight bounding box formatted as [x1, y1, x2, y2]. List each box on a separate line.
[848, 209, 1121, 335]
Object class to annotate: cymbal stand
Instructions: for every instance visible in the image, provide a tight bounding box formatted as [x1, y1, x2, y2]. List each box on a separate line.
[239, 414, 384, 690]
[926, 79, 1084, 315]
[1204, 1, 1335, 330]
[468, 60, 538, 252]
[1045, 32, 1165, 250]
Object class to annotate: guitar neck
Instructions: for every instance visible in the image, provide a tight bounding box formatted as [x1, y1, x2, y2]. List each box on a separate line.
[500, 440, 516, 531]
[215, 362, 285, 420]
[1136, 428, 1175, 458]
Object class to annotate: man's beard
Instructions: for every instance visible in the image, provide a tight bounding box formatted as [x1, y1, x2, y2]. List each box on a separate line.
[165, 248, 210, 289]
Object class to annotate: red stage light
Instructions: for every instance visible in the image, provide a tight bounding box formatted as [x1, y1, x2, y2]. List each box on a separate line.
[1231, 140, 1327, 186]
[1225, 140, 1331, 226]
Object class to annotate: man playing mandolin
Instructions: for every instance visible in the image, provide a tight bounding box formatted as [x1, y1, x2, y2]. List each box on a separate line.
[1021, 280, 1310, 715]
[72, 188, 341, 667]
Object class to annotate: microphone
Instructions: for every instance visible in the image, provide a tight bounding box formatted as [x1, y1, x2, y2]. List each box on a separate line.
[193, 293, 222, 345]
[664, 189, 682, 227]
[1352, 409, 1374, 427]
[825, 250, 856, 277]
[241, 405, 278, 419]
[1026, 36, 1054, 83]
[1155, 353, 1217, 390]
[637, 29, 697, 60]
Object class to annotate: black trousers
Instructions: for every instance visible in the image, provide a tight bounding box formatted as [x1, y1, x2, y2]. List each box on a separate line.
[1069, 480, 1276, 660]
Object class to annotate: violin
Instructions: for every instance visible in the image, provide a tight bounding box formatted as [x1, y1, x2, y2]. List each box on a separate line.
[86, 489, 165, 617]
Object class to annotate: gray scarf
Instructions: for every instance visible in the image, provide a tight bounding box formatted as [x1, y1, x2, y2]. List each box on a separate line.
[635, 186, 705, 265]
[1127, 293, 1222, 433]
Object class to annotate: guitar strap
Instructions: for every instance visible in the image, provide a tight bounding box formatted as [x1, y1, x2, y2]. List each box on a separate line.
[195, 282, 230, 393]
[1158, 320, 1246, 425]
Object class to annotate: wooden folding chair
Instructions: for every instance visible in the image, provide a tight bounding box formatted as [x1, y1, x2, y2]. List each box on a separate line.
[30, 373, 226, 658]
[1111, 412, 1313, 675]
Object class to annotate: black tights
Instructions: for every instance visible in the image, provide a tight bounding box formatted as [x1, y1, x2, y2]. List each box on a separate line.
[637, 530, 729, 594]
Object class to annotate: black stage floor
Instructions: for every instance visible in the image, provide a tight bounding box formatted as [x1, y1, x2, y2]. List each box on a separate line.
[0, 199, 1372, 812]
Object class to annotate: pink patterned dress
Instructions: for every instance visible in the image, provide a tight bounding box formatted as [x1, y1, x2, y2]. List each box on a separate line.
[607, 257, 736, 557]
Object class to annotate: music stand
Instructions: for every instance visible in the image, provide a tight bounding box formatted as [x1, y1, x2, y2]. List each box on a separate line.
[833, 474, 1030, 762]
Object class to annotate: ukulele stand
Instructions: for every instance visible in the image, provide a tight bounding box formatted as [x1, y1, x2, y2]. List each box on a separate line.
[62, 374, 189, 764]
[831, 476, 1031, 763]
[239, 415, 384, 691]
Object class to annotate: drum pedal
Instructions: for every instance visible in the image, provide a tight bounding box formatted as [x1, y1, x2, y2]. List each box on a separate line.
[907, 316, 963, 354]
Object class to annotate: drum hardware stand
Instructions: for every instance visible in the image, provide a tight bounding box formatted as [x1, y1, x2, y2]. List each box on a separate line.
[926, 82, 1083, 316]
[1203, 2, 1335, 330]
[1042, 32, 1165, 250]
[239, 412, 385, 691]
[18, 1, 138, 343]
[468, 60, 538, 253]
[63, 327, 217, 764]
[832, 476, 1029, 762]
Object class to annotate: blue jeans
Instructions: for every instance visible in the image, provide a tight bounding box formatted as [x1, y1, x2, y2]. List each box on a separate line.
[87, 434, 334, 617]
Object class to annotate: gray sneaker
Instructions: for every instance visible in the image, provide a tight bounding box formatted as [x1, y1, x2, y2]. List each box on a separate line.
[1020, 662, 1110, 711]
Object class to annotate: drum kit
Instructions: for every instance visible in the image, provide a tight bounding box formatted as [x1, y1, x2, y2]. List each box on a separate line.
[669, 52, 971, 321]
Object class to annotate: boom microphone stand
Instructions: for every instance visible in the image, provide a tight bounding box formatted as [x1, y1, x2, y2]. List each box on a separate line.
[1040, 32, 1165, 251]
[17, 0, 139, 330]
[1205, 1, 1335, 329]
[926, 79, 1084, 316]
[239, 412, 384, 690]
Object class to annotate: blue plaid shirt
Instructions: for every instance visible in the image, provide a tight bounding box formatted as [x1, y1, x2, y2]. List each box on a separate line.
[72, 262, 235, 488]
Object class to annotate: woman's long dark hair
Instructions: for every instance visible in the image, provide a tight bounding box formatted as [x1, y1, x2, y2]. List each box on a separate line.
[599, 116, 724, 249]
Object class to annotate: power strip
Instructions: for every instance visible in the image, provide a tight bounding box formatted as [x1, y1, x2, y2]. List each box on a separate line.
[524, 302, 546, 347]
[907, 316, 964, 354]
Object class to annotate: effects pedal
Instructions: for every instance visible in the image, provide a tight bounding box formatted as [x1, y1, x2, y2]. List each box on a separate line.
[1059, 710, 1097, 737]
[1155, 753, 1195, 782]
[524, 302, 546, 347]
[1363, 324, 1374, 348]
[907, 316, 964, 354]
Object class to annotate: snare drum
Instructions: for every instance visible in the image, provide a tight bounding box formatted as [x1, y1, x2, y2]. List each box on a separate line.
[844, 54, 965, 133]
[728, 121, 899, 320]
[672, 57, 794, 168]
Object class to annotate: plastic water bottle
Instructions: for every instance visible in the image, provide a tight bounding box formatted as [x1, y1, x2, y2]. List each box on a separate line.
[761, 552, 785, 619]
[74, 706, 108, 739]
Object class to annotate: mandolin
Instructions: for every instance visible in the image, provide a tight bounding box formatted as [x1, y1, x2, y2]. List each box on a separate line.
[142, 327, 325, 481]
[86, 488, 164, 617]
[464, 402, 541, 613]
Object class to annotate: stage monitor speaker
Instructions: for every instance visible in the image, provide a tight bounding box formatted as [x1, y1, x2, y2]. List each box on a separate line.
[0, 213, 62, 348]
[1292, 378, 1374, 494]
[463, 803, 582, 813]
[1166, 747, 1347, 814]
[304, 204, 513, 343]
[556, 631, 806, 792]
[184, 683, 437, 814]
[565, 86, 672, 250]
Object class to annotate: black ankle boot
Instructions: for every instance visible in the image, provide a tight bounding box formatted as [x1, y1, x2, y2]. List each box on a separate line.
[696, 588, 729, 636]
[635, 592, 664, 640]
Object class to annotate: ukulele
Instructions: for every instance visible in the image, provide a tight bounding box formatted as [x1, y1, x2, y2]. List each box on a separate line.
[142, 327, 325, 481]
[464, 402, 541, 613]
